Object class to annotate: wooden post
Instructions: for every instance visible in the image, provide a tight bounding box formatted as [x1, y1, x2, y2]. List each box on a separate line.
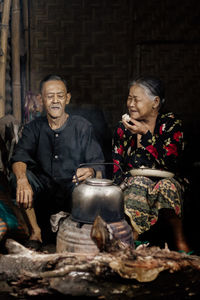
[22, 0, 30, 92]
[0, 0, 12, 118]
[12, 0, 21, 122]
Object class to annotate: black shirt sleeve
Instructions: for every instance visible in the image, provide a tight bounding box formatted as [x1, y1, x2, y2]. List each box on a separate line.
[11, 120, 39, 167]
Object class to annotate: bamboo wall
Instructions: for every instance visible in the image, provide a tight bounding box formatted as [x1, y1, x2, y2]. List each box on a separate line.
[0, 2, 12, 114]
[1, 0, 200, 143]
[28, 0, 200, 143]
[1, 0, 200, 158]
[29, 0, 131, 129]
[0, 0, 12, 117]
[0, 0, 22, 121]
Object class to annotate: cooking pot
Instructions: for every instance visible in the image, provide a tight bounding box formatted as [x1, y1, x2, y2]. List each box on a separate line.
[71, 163, 173, 224]
[71, 163, 124, 224]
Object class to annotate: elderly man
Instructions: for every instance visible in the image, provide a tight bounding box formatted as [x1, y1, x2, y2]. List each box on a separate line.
[11, 74, 105, 249]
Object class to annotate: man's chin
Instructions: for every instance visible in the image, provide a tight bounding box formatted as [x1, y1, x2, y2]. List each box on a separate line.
[47, 113, 61, 119]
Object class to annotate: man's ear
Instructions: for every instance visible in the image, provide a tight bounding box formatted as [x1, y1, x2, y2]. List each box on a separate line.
[153, 96, 160, 109]
[66, 92, 71, 104]
[39, 93, 44, 105]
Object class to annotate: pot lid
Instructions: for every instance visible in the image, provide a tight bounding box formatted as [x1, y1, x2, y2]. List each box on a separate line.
[85, 178, 114, 186]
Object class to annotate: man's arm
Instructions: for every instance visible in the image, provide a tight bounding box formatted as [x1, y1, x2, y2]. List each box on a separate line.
[12, 162, 33, 209]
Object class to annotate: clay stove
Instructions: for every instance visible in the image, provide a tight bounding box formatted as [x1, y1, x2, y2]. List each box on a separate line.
[56, 215, 134, 254]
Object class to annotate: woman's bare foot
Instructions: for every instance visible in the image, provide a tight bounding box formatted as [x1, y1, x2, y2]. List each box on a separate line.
[160, 209, 191, 253]
[175, 238, 191, 253]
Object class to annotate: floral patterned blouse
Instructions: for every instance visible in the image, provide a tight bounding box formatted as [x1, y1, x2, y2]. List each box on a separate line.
[112, 112, 184, 184]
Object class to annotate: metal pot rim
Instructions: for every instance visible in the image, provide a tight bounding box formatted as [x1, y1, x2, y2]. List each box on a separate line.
[85, 178, 114, 186]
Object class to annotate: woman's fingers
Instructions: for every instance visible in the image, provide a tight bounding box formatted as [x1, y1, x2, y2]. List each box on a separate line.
[123, 119, 148, 135]
[122, 119, 138, 133]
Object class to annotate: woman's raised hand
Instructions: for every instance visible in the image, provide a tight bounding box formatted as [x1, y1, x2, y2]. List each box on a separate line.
[122, 118, 149, 135]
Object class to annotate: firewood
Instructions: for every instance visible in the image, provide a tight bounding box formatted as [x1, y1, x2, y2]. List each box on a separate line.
[1, 216, 200, 297]
[90, 215, 132, 253]
[1, 238, 200, 282]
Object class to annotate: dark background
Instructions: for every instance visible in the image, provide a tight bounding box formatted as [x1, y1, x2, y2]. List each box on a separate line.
[28, 0, 200, 148]
[2, 0, 200, 251]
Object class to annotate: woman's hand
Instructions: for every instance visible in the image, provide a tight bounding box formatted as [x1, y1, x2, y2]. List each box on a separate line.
[72, 167, 95, 183]
[122, 118, 149, 135]
[16, 177, 33, 209]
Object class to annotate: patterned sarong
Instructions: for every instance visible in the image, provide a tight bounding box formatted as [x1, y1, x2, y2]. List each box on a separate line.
[123, 176, 183, 234]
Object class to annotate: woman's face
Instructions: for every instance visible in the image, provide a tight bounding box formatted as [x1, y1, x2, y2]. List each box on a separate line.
[127, 84, 155, 121]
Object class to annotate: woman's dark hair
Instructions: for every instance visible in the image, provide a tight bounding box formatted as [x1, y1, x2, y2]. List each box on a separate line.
[128, 76, 165, 109]
[39, 74, 69, 93]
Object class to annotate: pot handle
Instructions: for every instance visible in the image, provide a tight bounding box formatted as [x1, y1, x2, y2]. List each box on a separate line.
[74, 162, 123, 185]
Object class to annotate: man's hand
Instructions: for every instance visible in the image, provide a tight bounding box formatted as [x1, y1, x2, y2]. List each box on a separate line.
[122, 118, 149, 135]
[16, 177, 33, 209]
[72, 167, 95, 183]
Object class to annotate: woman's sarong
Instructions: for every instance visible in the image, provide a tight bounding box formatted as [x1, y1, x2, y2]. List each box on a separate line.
[123, 176, 183, 234]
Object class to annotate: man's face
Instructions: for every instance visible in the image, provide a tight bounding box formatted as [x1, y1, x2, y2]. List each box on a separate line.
[42, 80, 71, 119]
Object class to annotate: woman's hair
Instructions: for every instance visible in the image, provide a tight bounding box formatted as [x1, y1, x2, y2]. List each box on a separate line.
[128, 76, 165, 109]
[39, 74, 69, 93]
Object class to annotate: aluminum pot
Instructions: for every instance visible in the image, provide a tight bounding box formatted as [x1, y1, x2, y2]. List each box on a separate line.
[71, 177, 124, 224]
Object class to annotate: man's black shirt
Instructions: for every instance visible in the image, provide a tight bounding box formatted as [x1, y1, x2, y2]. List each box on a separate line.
[11, 115, 105, 190]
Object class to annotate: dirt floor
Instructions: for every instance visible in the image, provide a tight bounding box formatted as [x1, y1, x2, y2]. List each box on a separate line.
[1, 267, 200, 300]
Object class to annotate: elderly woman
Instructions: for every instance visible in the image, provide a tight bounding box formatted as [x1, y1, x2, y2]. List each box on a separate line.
[112, 76, 190, 252]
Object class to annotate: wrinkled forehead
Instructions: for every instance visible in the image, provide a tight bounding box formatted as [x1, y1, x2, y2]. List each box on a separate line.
[42, 80, 67, 94]
[129, 84, 145, 94]
[129, 83, 154, 99]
